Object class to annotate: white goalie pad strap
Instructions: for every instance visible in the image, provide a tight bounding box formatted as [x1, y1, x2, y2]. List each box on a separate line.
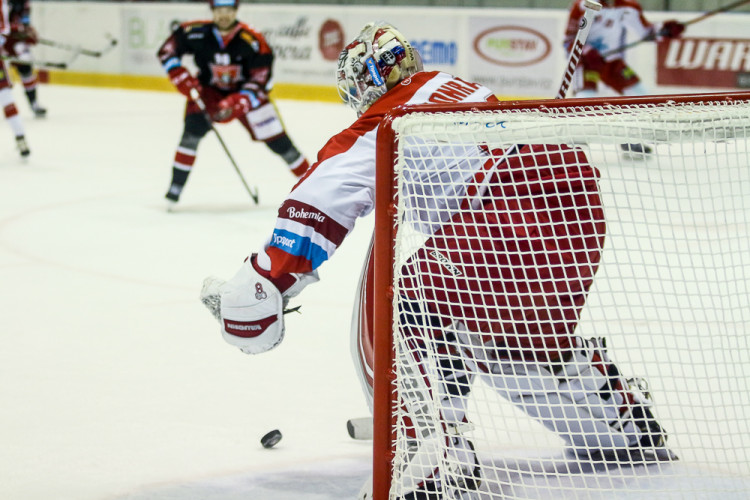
[246, 102, 284, 141]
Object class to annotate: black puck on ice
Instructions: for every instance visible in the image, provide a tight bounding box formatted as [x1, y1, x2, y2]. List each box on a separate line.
[261, 429, 282, 449]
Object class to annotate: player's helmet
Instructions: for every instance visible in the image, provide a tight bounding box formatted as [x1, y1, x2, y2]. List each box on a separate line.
[210, 0, 239, 8]
[336, 21, 423, 116]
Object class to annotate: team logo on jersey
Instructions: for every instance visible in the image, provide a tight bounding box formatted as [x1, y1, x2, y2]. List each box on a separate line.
[208, 63, 241, 90]
[255, 282, 268, 300]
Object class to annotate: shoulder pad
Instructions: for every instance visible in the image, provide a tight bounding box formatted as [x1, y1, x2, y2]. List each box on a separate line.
[237, 24, 271, 53]
[182, 20, 211, 33]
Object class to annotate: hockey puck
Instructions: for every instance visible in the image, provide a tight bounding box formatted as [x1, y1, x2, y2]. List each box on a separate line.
[347, 417, 373, 440]
[261, 429, 282, 449]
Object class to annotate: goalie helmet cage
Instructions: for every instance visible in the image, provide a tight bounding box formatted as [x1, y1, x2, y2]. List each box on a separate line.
[372, 92, 750, 500]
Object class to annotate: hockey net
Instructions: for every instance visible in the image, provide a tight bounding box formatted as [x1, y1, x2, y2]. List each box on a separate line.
[372, 93, 750, 499]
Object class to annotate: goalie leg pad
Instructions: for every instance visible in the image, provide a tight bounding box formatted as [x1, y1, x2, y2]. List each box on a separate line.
[459, 330, 670, 457]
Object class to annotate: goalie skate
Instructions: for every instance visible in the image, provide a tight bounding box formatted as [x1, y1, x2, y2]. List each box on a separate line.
[584, 377, 677, 464]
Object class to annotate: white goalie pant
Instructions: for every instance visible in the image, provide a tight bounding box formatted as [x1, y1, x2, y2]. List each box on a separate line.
[453, 325, 643, 455]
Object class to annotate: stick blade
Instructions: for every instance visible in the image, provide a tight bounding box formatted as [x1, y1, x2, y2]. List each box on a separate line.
[347, 417, 373, 440]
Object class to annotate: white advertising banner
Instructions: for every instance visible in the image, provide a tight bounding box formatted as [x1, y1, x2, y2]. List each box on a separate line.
[114, 5, 462, 87]
[30, 3, 750, 97]
[466, 14, 562, 98]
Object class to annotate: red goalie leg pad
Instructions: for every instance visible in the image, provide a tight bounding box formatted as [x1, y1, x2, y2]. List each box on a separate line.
[401, 145, 606, 363]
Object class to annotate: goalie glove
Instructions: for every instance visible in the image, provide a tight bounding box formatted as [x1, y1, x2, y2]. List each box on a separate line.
[200, 255, 319, 354]
[659, 20, 685, 39]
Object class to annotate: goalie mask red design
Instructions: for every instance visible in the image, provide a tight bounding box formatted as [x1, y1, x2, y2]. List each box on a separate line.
[210, 0, 239, 8]
[336, 21, 423, 116]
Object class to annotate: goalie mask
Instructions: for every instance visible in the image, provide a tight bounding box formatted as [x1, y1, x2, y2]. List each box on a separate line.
[336, 21, 423, 116]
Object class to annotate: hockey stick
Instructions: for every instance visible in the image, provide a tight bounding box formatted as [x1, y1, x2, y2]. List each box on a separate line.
[1, 54, 67, 70]
[189, 88, 260, 205]
[604, 0, 750, 57]
[558, 0, 602, 99]
[37, 35, 118, 58]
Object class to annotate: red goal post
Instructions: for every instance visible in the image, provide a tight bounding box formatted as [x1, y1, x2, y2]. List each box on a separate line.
[372, 92, 750, 499]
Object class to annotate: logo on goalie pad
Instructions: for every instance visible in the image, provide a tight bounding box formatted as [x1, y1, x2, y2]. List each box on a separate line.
[430, 250, 463, 277]
[223, 315, 278, 338]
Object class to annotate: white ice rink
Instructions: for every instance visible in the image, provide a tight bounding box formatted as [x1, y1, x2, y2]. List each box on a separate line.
[1, 85, 372, 500]
[2, 85, 749, 500]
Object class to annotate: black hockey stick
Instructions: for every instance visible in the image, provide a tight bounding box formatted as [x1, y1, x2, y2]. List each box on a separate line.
[37, 35, 118, 58]
[603, 0, 750, 57]
[189, 89, 260, 205]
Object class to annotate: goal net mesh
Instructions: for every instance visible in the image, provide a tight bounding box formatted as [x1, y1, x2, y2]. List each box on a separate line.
[379, 96, 750, 499]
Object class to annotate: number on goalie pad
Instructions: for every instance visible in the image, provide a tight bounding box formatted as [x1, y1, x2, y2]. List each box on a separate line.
[246, 102, 284, 141]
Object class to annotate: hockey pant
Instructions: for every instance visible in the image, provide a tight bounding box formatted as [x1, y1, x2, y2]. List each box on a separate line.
[185, 87, 286, 142]
[179, 88, 306, 175]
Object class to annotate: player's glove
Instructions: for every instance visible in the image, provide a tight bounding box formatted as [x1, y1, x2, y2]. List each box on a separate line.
[214, 93, 253, 123]
[13, 24, 38, 45]
[581, 48, 605, 72]
[168, 67, 202, 98]
[659, 20, 685, 39]
[200, 254, 319, 354]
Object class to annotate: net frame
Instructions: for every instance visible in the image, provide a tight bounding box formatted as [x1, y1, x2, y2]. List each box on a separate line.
[371, 91, 750, 500]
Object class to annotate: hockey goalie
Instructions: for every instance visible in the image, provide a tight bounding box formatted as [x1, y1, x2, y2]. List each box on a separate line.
[200, 20, 675, 500]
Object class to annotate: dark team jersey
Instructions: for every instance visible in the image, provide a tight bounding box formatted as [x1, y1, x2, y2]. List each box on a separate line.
[157, 20, 274, 100]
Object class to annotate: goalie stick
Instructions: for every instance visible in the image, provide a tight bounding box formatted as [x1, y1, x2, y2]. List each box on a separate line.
[349, 1, 603, 444]
[603, 0, 750, 57]
[558, 0, 602, 99]
[189, 88, 260, 205]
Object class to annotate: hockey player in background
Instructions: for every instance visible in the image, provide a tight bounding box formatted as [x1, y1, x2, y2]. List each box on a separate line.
[4, 0, 46, 117]
[565, 0, 684, 154]
[0, 0, 30, 156]
[157, 0, 309, 207]
[200, 21, 674, 499]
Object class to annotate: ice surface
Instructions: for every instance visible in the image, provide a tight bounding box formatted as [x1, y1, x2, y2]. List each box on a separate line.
[0, 85, 371, 500]
[1, 85, 747, 500]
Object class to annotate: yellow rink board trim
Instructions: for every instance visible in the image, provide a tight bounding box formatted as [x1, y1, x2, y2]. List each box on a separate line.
[45, 70, 343, 102]
[44, 70, 529, 102]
